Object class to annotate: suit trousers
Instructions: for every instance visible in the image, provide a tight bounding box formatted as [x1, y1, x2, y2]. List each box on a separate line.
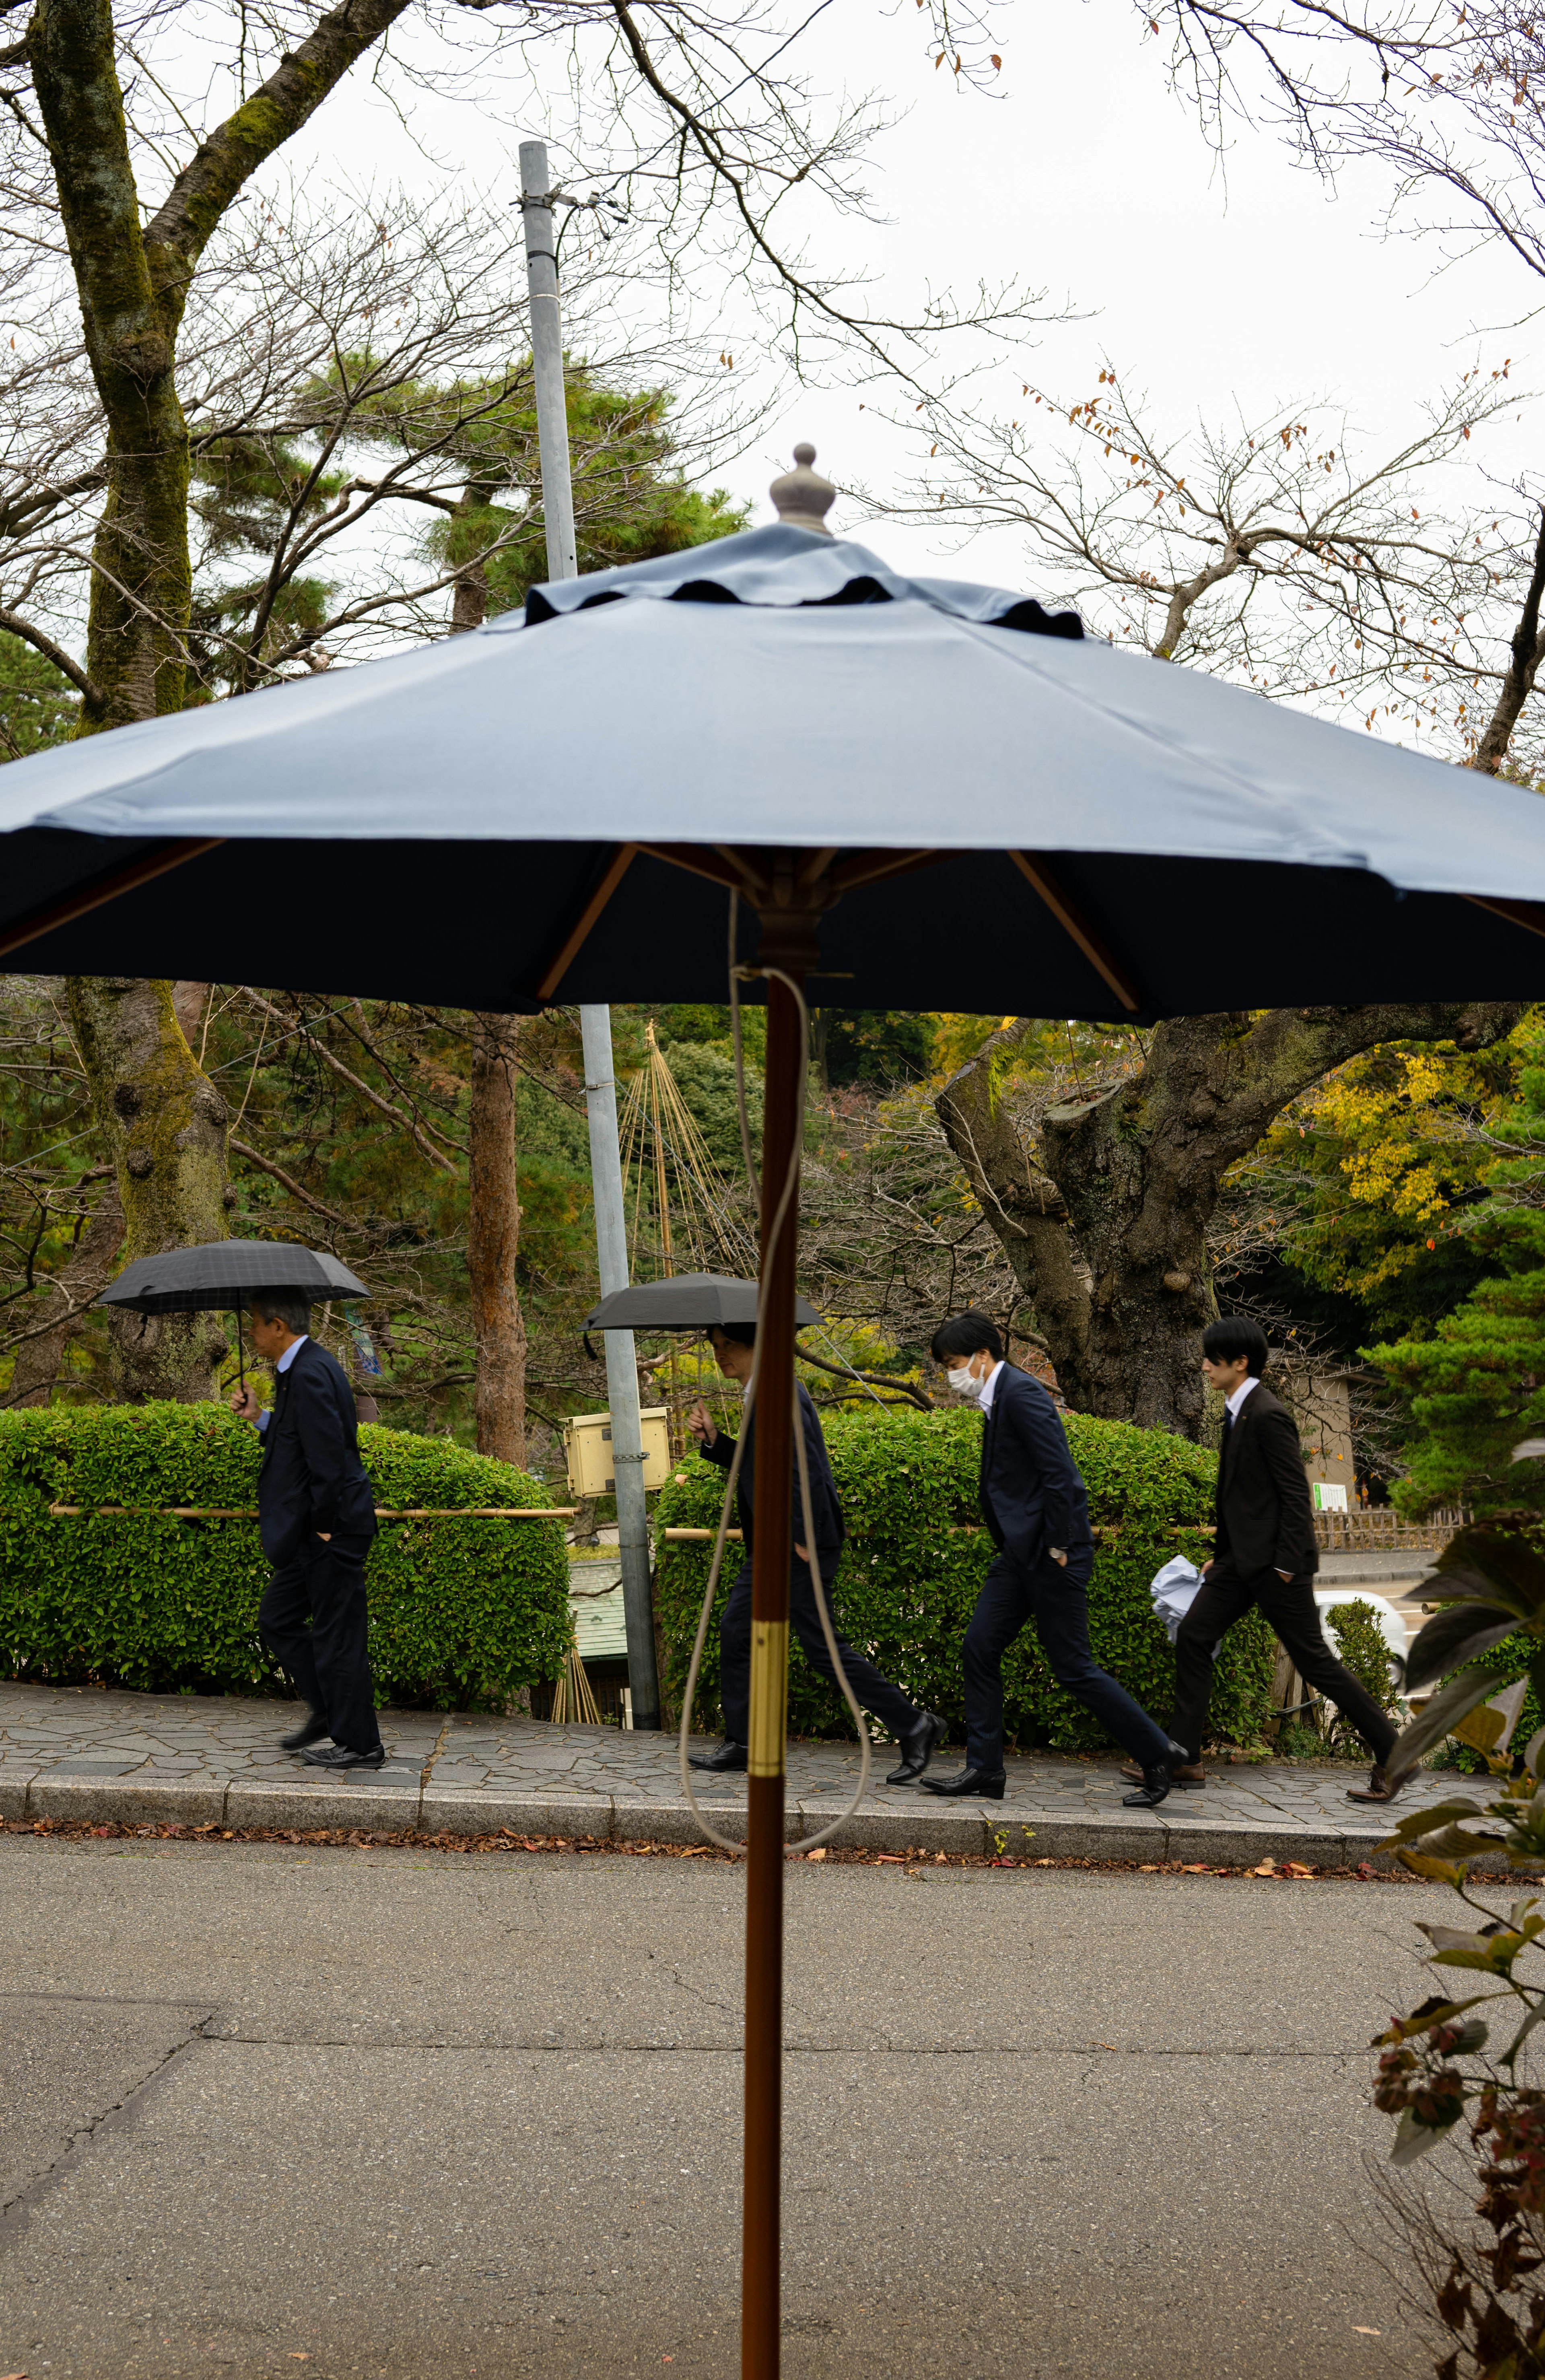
[964, 1551, 1171, 1773]
[1170, 1564, 1398, 1767]
[718, 1562, 919, 1747]
[259, 1536, 382, 1755]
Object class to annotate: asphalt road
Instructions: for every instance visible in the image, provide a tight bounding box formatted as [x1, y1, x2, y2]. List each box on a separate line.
[0, 1836, 1455, 2380]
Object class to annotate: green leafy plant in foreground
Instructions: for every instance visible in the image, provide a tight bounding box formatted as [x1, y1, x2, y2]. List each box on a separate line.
[1369, 1526, 1545, 2377]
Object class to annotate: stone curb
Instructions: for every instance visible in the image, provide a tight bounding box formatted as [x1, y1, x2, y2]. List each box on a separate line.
[0, 1764, 1454, 1867]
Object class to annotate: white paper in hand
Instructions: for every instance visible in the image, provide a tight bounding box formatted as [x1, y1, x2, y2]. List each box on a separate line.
[1149, 1555, 1222, 1657]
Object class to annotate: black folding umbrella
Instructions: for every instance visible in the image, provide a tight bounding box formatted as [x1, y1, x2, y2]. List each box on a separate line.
[585, 1272, 822, 1331]
[2, 460, 1541, 2380]
[98, 1240, 369, 1384]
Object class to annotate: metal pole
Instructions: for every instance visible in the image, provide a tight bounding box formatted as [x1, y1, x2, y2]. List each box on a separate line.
[517, 139, 577, 581]
[741, 968, 803, 2380]
[519, 137, 660, 1731]
[579, 1006, 661, 1731]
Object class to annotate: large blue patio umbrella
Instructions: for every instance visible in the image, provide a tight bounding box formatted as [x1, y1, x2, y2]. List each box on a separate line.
[0, 448, 1541, 2380]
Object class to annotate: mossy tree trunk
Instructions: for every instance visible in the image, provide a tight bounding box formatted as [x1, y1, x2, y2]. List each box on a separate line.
[937, 1001, 1522, 1440]
[67, 977, 233, 1400]
[28, 0, 412, 729]
[26, 0, 407, 1394]
[467, 1014, 527, 1464]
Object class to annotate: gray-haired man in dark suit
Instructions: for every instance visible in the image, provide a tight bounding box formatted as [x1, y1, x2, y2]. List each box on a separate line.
[231, 1292, 382, 1771]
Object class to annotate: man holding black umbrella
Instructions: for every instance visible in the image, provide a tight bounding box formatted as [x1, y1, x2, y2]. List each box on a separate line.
[686, 1322, 945, 1785]
[231, 1293, 383, 1770]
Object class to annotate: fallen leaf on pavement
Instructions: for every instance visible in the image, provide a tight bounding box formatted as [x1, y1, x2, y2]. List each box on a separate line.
[1179, 1863, 1209, 1872]
[1283, 1861, 1315, 1878]
[1248, 1859, 1278, 1877]
[1352, 2326, 1381, 2336]
[806, 1848, 827, 1861]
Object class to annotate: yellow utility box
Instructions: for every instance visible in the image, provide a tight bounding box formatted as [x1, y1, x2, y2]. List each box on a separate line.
[563, 1406, 673, 1497]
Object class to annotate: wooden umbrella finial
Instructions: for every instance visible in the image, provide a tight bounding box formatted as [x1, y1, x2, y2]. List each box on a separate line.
[768, 443, 835, 535]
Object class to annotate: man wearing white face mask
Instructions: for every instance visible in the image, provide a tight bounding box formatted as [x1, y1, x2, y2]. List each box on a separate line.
[925, 1310, 1184, 1806]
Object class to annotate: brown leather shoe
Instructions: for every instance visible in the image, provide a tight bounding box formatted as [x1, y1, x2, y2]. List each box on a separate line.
[1121, 1756, 1205, 1787]
[1347, 1765, 1409, 1805]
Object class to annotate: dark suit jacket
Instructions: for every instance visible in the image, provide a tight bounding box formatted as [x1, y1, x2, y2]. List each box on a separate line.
[1214, 1379, 1318, 1580]
[979, 1364, 1093, 1571]
[258, 1336, 377, 1566]
[700, 1381, 845, 1574]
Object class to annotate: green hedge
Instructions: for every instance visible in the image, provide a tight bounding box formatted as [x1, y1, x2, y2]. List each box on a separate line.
[0, 1403, 572, 1710]
[653, 1404, 1275, 1753]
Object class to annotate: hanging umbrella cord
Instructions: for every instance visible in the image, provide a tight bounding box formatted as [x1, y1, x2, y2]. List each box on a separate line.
[676, 940, 873, 1854]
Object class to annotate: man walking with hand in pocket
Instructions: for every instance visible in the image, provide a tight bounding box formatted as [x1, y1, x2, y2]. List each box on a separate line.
[231, 1291, 383, 1771]
[1137, 1315, 1403, 1805]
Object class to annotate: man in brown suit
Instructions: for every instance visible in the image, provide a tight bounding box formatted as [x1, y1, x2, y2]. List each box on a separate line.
[1129, 1316, 1404, 1805]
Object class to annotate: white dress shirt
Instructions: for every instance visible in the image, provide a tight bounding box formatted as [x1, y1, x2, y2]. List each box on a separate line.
[254, 1333, 308, 1434]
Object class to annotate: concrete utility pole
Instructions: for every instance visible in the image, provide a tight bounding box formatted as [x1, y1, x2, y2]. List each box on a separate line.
[519, 138, 661, 1732]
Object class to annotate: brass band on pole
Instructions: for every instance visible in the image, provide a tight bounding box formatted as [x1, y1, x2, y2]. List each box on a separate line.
[747, 1621, 790, 1779]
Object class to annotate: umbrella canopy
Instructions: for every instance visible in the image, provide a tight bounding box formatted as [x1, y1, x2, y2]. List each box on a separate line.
[97, 1240, 369, 1315]
[586, 1272, 822, 1331]
[0, 522, 1539, 1020]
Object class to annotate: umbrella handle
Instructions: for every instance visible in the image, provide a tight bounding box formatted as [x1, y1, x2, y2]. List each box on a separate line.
[235, 1300, 245, 1390]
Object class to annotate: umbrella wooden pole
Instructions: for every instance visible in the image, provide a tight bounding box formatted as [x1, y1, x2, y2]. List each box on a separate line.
[741, 966, 803, 2380]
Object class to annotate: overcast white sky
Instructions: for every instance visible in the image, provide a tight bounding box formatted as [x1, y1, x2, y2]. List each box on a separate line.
[270, 0, 1536, 593]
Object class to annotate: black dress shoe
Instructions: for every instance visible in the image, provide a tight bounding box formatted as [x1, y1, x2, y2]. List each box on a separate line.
[1121, 1739, 1190, 1809]
[688, 1741, 748, 1773]
[886, 1709, 947, 1786]
[302, 1742, 386, 1770]
[279, 1708, 331, 1752]
[923, 1765, 1006, 1800]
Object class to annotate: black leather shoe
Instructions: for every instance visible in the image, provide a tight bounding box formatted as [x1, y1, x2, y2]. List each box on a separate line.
[280, 1708, 331, 1752]
[302, 1742, 386, 1770]
[1121, 1740, 1190, 1809]
[886, 1709, 947, 1786]
[923, 1765, 1006, 1800]
[688, 1742, 748, 1773]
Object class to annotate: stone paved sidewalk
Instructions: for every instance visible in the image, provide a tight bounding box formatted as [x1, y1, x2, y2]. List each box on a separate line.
[0, 1677, 1483, 1865]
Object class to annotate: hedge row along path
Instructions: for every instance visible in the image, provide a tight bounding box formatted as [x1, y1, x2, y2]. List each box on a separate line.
[0, 1679, 1487, 1870]
[46, 1504, 577, 1518]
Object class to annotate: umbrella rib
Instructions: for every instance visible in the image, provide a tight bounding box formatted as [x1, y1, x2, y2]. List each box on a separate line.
[535, 844, 639, 999]
[1465, 893, 1545, 940]
[1009, 851, 1142, 1014]
[0, 839, 225, 960]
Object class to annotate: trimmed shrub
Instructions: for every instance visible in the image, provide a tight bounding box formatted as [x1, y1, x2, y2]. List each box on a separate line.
[653, 1404, 1275, 1752]
[1322, 1598, 1403, 1759]
[0, 1402, 571, 1709]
